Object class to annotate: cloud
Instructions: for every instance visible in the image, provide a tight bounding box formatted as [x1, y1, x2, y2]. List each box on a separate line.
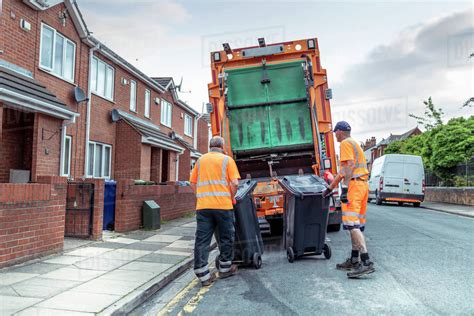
[331, 9, 473, 141]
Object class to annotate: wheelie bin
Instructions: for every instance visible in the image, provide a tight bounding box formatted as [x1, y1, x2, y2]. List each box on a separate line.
[278, 175, 332, 263]
[216, 179, 263, 269]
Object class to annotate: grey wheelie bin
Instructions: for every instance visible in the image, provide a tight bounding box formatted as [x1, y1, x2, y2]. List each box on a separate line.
[216, 179, 263, 269]
[278, 175, 332, 263]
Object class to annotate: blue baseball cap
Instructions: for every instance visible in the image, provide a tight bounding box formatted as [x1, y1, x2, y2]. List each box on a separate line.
[333, 121, 351, 132]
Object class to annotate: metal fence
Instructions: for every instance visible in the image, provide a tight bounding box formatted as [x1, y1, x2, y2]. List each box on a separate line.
[425, 159, 474, 187]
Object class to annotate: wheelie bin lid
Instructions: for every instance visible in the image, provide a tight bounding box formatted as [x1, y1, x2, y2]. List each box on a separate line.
[278, 175, 327, 197]
[235, 179, 258, 201]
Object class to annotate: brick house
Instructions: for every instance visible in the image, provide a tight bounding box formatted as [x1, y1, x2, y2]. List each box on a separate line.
[370, 127, 422, 162]
[0, 0, 208, 267]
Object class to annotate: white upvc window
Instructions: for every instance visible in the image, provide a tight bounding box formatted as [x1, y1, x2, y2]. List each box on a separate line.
[61, 136, 72, 177]
[39, 23, 76, 82]
[144, 89, 151, 118]
[184, 114, 193, 137]
[161, 99, 172, 127]
[130, 80, 137, 112]
[91, 56, 114, 101]
[87, 141, 112, 179]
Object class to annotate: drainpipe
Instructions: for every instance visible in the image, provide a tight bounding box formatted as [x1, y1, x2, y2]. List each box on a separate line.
[84, 43, 100, 178]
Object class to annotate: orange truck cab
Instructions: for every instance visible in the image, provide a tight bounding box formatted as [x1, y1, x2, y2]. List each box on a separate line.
[207, 38, 342, 233]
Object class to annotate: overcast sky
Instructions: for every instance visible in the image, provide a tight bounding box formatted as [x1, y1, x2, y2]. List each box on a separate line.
[78, 0, 473, 142]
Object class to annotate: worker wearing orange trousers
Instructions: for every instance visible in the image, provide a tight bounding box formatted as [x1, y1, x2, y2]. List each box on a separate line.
[323, 121, 375, 278]
[190, 136, 241, 286]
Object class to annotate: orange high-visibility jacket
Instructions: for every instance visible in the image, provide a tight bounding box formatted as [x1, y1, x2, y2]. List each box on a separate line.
[339, 137, 369, 179]
[190, 151, 241, 210]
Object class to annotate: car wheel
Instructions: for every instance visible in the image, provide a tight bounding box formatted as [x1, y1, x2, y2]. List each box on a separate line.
[375, 191, 382, 205]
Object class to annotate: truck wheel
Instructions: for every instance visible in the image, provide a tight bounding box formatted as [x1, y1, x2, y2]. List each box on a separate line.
[253, 253, 262, 269]
[323, 244, 332, 259]
[413, 202, 420, 207]
[398, 202, 404, 206]
[287, 247, 295, 263]
[375, 191, 382, 205]
[327, 224, 341, 232]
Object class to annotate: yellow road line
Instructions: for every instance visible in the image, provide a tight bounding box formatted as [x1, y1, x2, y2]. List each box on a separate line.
[157, 279, 200, 316]
[182, 281, 214, 314]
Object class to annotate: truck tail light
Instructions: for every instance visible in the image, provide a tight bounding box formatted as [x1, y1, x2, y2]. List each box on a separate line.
[422, 179, 425, 194]
[379, 176, 384, 192]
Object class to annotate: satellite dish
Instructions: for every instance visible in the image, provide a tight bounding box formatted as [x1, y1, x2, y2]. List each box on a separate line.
[74, 87, 89, 103]
[111, 109, 120, 122]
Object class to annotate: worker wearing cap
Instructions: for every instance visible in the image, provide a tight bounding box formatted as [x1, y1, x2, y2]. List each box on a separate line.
[323, 121, 375, 278]
[190, 136, 241, 286]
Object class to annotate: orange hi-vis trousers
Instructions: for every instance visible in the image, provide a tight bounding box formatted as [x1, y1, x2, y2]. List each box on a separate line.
[341, 179, 369, 231]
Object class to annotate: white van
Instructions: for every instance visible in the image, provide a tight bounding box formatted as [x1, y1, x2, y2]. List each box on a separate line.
[368, 154, 425, 206]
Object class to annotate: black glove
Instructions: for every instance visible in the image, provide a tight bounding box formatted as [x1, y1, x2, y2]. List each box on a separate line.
[340, 186, 348, 203]
[323, 188, 332, 198]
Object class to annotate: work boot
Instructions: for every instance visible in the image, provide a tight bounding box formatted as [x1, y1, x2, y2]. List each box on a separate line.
[347, 262, 375, 278]
[218, 264, 238, 279]
[336, 258, 359, 271]
[201, 272, 217, 287]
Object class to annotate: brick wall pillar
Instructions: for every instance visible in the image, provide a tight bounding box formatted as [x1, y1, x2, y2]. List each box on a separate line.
[140, 144, 151, 181]
[169, 151, 177, 181]
[150, 147, 162, 183]
[178, 149, 191, 181]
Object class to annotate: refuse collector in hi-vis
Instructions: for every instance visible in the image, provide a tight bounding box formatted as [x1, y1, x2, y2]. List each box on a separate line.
[323, 121, 376, 278]
[189, 136, 241, 286]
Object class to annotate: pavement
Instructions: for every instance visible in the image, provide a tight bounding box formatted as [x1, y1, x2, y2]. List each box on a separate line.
[421, 201, 474, 218]
[0, 215, 213, 316]
[134, 202, 474, 315]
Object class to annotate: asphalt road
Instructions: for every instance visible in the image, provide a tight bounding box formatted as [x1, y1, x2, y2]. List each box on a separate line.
[134, 203, 474, 315]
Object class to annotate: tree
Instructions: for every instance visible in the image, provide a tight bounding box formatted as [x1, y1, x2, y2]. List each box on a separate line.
[409, 97, 444, 130]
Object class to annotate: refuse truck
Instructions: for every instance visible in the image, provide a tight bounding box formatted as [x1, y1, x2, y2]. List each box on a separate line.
[207, 38, 342, 234]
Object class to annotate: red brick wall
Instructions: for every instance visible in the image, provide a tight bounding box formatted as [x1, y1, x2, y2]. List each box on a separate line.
[197, 118, 209, 154]
[0, 176, 67, 269]
[114, 121, 141, 181]
[0, 105, 4, 182]
[179, 149, 191, 181]
[150, 147, 162, 183]
[114, 180, 196, 232]
[140, 144, 151, 181]
[168, 151, 177, 181]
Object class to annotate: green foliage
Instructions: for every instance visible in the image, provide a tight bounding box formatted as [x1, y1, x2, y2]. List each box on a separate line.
[409, 97, 444, 130]
[383, 116, 474, 185]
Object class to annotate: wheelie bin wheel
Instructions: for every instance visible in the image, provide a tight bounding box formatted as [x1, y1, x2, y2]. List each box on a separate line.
[215, 256, 220, 270]
[253, 253, 262, 269]
[323, 244, 332, 259]
[287, 247, 295, 263]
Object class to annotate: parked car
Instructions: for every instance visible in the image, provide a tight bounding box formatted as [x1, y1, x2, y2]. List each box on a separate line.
[368, 154, 425, 207]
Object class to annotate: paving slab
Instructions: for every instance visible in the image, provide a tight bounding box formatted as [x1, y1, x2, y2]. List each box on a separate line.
[104, 237, 138, 245]
[73, 257, 130, 271]
[161, 228, 195, 237]
[16, 307, 94, 316]
[0, 286, 18, 296]
[99, 249, 151, 261]
[163, 246, 194, 253]
[89, 242, 127, 249]
[167, 240, 194, 249]
[0, 273, 38, 286]
[36, 291, 121, 313]
[179, 235, 195, 241]
[43, 255, 85, 265]
[124, 231, 160, 240]
[12, 282, 73, 299]
[119, 261, 173, 274]
[0, 295, 41, 315]
[155, 249, 193, 256]
[143, 234, 182, 243]
[72, 277, 143, 296]
[137, 253, 188, 265]
[101, 269, 159, 284]
[7, 263, 66, 275]
[123, 242, 168, 252]
[41, 267, 105, 282]
[66, 247, 113, 257]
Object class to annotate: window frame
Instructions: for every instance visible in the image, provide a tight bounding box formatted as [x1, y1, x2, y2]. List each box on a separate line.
[160, 99, 172, 127]
[87, 141, 112, 179]
[39, 23, 76, 83]
[91, 56, 115, 102]
[144, 89, 151, 118]
[130, 80, 137, 112]
[61, 135, 72, 177]
[184, 113, 193, 137]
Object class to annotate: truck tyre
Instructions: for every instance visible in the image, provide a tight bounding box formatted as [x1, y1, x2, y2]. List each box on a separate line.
[327, 224, 341, 232]
[398, 202, 404, 206]
[413, 202, 420, 207]
[375, 191, 383, 205]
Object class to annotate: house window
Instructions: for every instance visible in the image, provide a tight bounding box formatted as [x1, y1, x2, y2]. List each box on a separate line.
[87, 141, 112, 179]
[144, 89, 151, 118]
[161, 99, 172, 127]
[184, 114, 193, 137]
[130, 80, 137, 112]
[40, 23, 76, 82]
[91, 56, 114, 101]
[61, 136, 72, 177]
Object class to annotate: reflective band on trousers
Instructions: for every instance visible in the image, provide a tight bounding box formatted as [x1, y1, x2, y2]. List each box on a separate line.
[196, 156, 229, 188]
[345, 138, 369, 178]
[342, 211, 360, 218]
